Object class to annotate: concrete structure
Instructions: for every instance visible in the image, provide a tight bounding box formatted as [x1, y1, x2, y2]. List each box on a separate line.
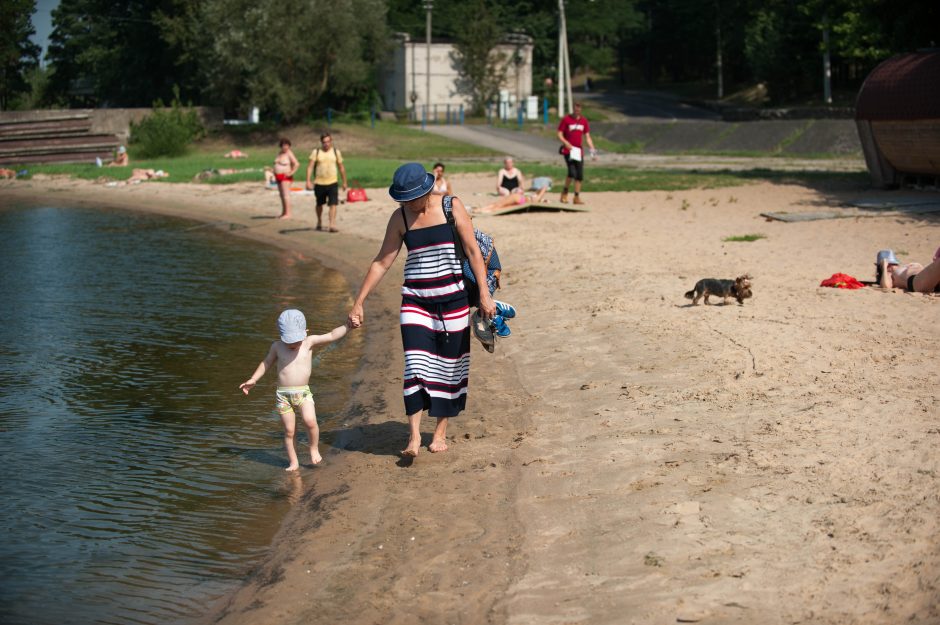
[382, 33, 533, 117]
[0, 107, 222, 165]
[855, 50, 940, 188]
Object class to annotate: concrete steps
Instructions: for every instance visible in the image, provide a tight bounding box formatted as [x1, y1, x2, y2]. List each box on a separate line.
[0, 114, 120, 165]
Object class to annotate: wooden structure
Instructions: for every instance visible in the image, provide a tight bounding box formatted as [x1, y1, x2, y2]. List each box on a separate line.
[855, 50, 940, 188]
[0, 113, 120, 165]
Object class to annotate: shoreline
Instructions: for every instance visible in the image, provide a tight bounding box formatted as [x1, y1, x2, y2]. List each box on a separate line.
[0, 178, 535, 624]
[2, 174, 938, 624]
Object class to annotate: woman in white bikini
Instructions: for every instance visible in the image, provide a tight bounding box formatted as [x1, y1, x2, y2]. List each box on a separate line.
[430, 162, 452, 196]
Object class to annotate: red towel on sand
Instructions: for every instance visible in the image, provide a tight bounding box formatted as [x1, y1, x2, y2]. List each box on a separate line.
[820, 273, 866, 289]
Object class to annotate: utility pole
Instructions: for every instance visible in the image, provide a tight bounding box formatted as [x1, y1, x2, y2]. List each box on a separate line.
[557, 0, 571, 118]
[716, 0, 723, 99]
[425, 0, 433, 115]
[822, 16, 832, 105]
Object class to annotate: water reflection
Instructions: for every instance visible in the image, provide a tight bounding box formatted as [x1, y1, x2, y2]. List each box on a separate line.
[0, 205, 359, 625]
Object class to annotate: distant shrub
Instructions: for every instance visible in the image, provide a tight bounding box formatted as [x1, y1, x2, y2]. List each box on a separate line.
[130, 90, 206, 158]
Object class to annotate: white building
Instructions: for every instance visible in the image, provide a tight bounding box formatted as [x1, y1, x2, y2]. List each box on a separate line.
[382, 32, 534, 116]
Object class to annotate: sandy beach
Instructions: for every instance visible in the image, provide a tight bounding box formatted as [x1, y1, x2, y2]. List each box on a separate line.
[2, 172, 937, 624]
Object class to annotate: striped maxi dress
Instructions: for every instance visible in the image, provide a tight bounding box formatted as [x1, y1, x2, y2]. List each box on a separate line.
[399, 205, 471, 417]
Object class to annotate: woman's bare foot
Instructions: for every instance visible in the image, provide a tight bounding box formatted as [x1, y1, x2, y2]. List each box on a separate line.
[401, 436, 421, 457]
[278, 213, 291, 220]
[285, 462, 299, 471]
[310, 448, 322, 465]
[429, 437, 448, 453]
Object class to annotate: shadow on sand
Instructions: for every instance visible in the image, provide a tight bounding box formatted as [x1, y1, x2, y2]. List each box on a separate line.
[326, 420, 438, 468]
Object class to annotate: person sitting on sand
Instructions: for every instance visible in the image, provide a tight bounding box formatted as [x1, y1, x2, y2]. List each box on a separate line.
[876, 248, 940, 293]
[474, 176, 552, 214]
[240, 309, 354, 471]
[496, 157, 525, 197]
[273, 137, 299, 219]
[430, 162, 452, 196]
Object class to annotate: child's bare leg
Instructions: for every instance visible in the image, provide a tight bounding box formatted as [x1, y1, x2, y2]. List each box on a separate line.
[429, 417, 449, 453]
[299, 399, 321, 465]
[279, 409, 300, 471]
[401, 411, 422, 457]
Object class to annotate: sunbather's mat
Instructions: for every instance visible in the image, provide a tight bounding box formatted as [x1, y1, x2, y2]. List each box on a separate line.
[493, 202, 590, 216]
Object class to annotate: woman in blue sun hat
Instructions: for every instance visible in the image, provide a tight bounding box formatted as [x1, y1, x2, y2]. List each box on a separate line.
[347, 163, 497, 457]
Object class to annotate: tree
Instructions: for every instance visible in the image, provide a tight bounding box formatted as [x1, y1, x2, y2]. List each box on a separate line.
[46, 0, 187, 106]
[0, 0, 41, 109]
[181, 0, 388, 121]
[566, 0, 642, 78]
[448, 0, 509, 115]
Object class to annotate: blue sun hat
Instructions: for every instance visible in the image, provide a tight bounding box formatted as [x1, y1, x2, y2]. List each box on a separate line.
[389, 163, 435, 202]
[876, 249, 899, 266]
[277, 309, 307, 344]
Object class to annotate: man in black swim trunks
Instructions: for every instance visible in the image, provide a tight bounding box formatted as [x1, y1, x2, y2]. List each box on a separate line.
[557, 102, 596, 205]
[305, 133, 348, 232]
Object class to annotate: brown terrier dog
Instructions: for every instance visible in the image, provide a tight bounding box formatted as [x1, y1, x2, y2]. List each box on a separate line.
[684, 274, 752, 305]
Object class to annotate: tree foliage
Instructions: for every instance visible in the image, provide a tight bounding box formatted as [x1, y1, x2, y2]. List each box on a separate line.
[36, 0, 940, 114]
[46, 0, 184, 107]
[168, 0, 388, 121]
[448, 0, 509, 115]
[0, 0, 41, 109]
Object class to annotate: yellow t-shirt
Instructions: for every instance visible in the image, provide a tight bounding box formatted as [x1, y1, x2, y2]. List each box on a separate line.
[309, 147, 343, 186]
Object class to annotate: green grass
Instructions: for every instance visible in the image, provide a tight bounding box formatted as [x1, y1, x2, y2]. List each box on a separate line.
[320, 122, 501, 160]
[723, 233, 766, 242]
[12, 116, 867, 193]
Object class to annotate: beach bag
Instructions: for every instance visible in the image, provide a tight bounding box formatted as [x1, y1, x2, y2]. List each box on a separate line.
[346, 181, 368, 202]
[442, 196, 500, 308]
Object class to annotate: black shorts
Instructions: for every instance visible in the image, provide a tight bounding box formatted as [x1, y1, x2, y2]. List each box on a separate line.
[314, 183, 339, 206]
[564, 154, 584, 181]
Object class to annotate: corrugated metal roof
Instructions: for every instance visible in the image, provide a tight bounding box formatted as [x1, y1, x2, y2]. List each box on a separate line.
[856, 50, 940, 121]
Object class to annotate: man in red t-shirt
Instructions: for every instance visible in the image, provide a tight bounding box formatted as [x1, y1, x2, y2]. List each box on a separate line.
[556, 102, 596, 204]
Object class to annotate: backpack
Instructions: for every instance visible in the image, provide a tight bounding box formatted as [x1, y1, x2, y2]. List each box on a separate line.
[442, 195, 501, 307]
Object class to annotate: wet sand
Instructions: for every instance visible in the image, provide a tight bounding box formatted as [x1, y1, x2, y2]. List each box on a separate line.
[2, 174, 937, 624]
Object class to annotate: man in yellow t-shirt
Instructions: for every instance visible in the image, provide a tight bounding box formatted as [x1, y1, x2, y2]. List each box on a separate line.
[305, 132, 348, 232]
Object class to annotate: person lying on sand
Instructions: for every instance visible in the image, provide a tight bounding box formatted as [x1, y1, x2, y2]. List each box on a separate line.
[474, 177, 552, 214]
[876, 248, 940, 293]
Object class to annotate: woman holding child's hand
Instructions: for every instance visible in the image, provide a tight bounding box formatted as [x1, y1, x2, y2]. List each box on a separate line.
[348, 163, 494, 458]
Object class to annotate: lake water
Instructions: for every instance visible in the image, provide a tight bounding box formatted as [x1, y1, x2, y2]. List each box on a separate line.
[0, 205, 358, 625]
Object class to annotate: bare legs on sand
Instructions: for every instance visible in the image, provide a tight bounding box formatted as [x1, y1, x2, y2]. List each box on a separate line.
[316, 203, 338, 232]
[277, 180, 292, 219]
[280, 399, 322, 470]
[401, 412, 449, 457]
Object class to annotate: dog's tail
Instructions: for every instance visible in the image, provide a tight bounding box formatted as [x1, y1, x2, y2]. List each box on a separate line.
[684, 289, 695, 299]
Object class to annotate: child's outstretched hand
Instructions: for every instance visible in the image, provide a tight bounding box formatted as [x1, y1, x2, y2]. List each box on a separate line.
[239, 379, 256, 395]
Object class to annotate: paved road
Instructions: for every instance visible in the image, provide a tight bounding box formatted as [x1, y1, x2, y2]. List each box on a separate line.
[424, 124, 866, 172]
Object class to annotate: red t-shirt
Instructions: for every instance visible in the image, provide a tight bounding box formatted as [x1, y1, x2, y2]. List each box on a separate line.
[558, 114, 590, 155]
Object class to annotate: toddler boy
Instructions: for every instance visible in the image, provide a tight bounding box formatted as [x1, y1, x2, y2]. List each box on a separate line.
[240, 309, 352, 471]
